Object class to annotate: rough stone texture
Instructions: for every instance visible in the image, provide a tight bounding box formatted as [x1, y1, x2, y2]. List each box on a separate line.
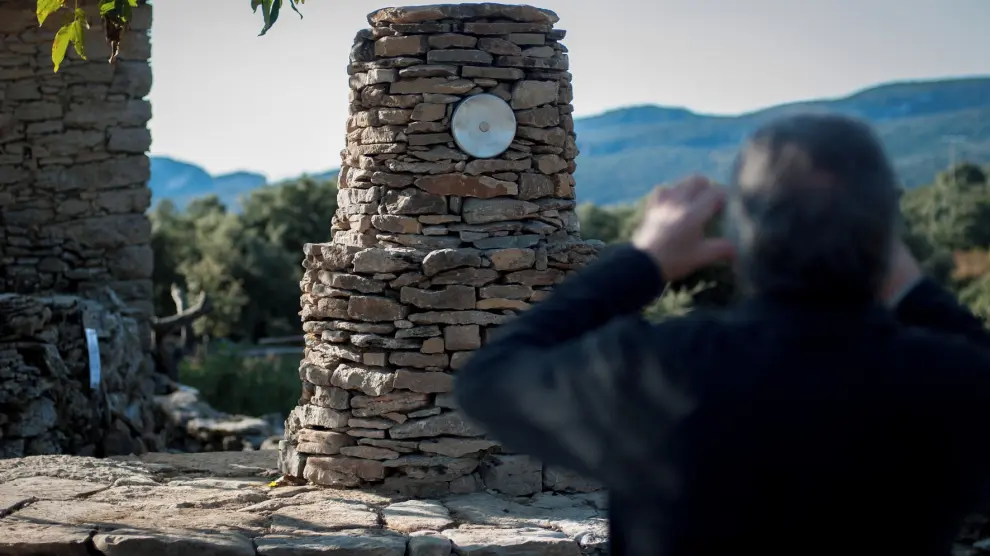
[0, 293, 163, 458]
[282, 3, 605, 496]
[0, 452, 614, 555]
[0, 1, 159, 458]
[0, 0, 156, 341]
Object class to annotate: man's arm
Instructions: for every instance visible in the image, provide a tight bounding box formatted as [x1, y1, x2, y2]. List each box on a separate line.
[455, 245, 675, 491]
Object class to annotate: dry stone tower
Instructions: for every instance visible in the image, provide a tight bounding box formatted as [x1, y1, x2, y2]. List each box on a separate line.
[279, 3, 602, 497]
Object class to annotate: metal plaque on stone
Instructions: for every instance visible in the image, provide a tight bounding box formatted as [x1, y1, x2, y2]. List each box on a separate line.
[451, 93, 517, 159]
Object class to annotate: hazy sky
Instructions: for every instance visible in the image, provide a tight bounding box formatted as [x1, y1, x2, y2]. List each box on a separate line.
[147, 0, 990, 181]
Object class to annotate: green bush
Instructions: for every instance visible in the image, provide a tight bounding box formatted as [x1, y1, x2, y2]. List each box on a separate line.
[179, 345, 301, 417]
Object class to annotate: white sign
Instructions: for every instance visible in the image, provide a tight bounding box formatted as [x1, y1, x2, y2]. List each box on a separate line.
[85, 328, 101, 389]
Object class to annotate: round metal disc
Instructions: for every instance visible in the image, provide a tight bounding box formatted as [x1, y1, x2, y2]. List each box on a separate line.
[451, 94, 517, 159]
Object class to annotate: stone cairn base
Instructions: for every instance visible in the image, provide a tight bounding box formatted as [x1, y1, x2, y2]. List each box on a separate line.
[278, 3, 605, 497]
[0, 292, 163, 458]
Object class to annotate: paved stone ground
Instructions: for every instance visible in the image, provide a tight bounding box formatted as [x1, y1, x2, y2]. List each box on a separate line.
[0, 452, 608, 555]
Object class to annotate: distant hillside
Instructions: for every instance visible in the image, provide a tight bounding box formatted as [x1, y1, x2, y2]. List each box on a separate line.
[150, 76, 990, 208]
[573, 76, 990, 205]
[149, 158, 338, 209]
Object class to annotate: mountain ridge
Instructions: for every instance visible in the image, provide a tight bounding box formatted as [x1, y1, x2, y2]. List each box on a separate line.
[150, 75, 990, 207]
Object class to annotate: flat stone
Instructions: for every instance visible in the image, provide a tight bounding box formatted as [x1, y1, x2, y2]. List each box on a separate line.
[348, 296, 409, 322]
[477, 37, 522, 56]
[372, 214, 423, 234]
[368, 5, 559, 25]
[428, 33, 478, 49]
[133, 452, 279, 478]
[419, 438, 499, 458]
[463, 22, 552, 34]
[389, 352, 449, 369]
[471, 235, 540, 249]
[489, 248, 536, 271]
[506, 269, 565, 286]
[462, 198, 540, 224]
[511, 80, 559, 110]
[270, 500, 378, 534]
[408, 533, 452, 556]
[12, 499, 269, 537]
[390, 78, 475, 95]
[400, 65, 459, 78]
[442, 527, 579, 556]
[303, 457, 386, 485]
[408, 310, 510, 326]
[332, 364, 396, 396]
[352, 248, 418, 274]
[443, 324, 481, 351]
[508, 33, 547, 45]
[518, 173, 555, 200]
[477, 298, 530, 311]
[383, 188, 448, 215]
[422, 249, 482, 276]
[415, 174, 517, 199]
[339, 446, 401, 460]
[401, 285, 476, 310]
[257, 531, 407, 555]
[0, 518, 93, 556]
[429, 268, 500, 287]
[384, 499, 454, 533]
[533, 154, 567, 174]
[426, 49, 494, 65]
[463, 159, 531, 175]
[515, 106, 560, 128]
[311, 386, 351, 410]
[479, 284, 533, 300]
[93, 529, 256, 556]
[296, 429, 355, 455]
[85, 484, 268, 510]
[461, 65, 525, 80]
[298, 405, 350, 429]
[393, 370, 454, 394]
[351, 392, 431, 417]
[388, 412, 485, 440]
[375, 35, 428, 57]
[396, 325, 443, 338]
[0, 477, 106, 501]
[350, 334, 421, 349]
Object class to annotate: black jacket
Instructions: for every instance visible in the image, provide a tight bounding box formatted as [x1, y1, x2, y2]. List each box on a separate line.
[455, 244, 990, 556]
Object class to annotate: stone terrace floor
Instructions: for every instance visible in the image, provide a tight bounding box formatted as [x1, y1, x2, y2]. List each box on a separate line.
[0, 452, 608, 555]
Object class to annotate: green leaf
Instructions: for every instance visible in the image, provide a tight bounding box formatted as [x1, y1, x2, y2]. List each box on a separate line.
[51, 22, 72, 72]
[258, 0, 280, 36]
[69, 8, 88, 60]
[37, 0, 65, 26]
[99, 0, 115, 16]
[288, 0, 303, 19]
[126, 0, 138, 6]
[251, 0, 264, 12]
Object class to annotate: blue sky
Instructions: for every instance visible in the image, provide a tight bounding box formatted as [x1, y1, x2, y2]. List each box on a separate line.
[147, 0, 990, 181]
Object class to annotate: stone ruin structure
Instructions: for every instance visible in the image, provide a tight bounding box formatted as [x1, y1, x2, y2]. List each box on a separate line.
[279, 3, 604, 497]
[0, 1, 165, 457]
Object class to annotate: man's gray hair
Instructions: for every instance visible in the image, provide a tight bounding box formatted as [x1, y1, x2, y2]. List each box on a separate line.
[725, 113, 900, 303]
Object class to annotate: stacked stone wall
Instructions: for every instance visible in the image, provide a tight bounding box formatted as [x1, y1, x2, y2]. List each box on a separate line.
[0, 293, 163, 458]
[279, 3, 604, 497]
[0, 0, 155, 349]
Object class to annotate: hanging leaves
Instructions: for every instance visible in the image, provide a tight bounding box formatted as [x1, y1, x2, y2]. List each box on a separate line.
[37, 0, 65, 25]
[42, 0, 302, 73]
[252, 0, 304, 36]
[50, 7, 89, 72]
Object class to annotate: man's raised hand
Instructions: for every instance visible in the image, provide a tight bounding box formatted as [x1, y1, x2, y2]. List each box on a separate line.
[631, 175, 736, 282]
